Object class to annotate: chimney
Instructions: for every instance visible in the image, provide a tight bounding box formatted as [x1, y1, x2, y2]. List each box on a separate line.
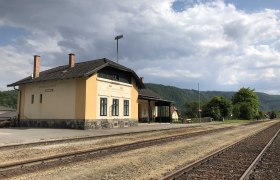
[69, 53, 75, 68]
[140, 77, 144, 83]
[33, 55, 40, 78]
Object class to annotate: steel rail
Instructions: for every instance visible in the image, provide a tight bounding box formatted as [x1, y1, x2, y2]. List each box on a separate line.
[0, 121, 263, 151]
[161, 122, 280, 180]
[0, 126, 234, 174]
[239, 128, 280, 180]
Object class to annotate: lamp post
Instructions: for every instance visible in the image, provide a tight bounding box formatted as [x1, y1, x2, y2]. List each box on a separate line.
[198, 83, 201, 123]
[115, 34, 123, 63]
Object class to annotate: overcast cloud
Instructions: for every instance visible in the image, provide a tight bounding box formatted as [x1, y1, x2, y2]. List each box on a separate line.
[1, 0, 280, 94]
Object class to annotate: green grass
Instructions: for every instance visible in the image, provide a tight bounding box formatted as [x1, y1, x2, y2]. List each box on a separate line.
[222, 120, 256, 124]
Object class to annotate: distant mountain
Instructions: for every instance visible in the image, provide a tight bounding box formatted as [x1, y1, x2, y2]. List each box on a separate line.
[1, 85, 280, 113]
[145, 83, 280, 113]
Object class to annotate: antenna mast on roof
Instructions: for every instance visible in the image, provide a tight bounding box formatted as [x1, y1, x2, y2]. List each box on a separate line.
[115, 34, 123, 63]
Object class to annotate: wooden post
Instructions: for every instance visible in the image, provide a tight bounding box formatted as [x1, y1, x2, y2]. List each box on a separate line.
[169, 104, 172, 123]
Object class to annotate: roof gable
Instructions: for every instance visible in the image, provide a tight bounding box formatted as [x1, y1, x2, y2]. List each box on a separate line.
[7, 58, 145, 88]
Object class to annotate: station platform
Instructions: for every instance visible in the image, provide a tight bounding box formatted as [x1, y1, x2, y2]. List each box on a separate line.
[0, 123, 213, 146]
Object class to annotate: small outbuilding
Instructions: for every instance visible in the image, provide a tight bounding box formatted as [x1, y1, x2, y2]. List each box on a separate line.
[170, 106, 179, 122]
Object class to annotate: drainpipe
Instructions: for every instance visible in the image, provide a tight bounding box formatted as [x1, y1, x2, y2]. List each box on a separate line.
[13, 86, 21, 126]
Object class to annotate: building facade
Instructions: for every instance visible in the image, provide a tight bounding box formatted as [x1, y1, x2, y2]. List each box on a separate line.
[8, 54, 172, 129]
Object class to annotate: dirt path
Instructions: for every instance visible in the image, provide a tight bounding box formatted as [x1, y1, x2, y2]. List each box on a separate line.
[6, 120, 278, 180]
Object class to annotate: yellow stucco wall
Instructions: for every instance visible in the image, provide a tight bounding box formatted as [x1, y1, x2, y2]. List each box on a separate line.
[131, 78, 138, 120]
[18, 85, 26, 119]
[75, 78, 86, 119]
[96, 77, 135, 120]
[172, 111, 179, 121]
[85, 74, 97, 119]
[21, 79, 76, 119]
[18, 73, 140, 122]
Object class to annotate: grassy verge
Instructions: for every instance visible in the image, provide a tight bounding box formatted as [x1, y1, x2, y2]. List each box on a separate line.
[222, 120, 256, 124]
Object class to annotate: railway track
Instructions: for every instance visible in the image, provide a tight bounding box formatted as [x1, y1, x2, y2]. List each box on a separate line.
[0, 121, 262, 151]
[0, 126, 235, 178]
[162, 122, 280, 180]
[245, 127, 280, 179]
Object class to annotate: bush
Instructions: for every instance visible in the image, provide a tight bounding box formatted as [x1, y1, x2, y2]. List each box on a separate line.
[268, 111, 277, 119]
[233, 102, 254, 120]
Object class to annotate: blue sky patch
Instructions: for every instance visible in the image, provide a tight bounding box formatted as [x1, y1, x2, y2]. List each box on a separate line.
[172, 0, 214, 12]
[0, 26, 28, 45]
[172, 0, 189, 12]
[172, 0, 280, 13]
[225, 0, 280, 12]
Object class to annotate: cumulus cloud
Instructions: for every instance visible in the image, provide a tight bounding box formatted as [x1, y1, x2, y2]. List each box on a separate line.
[0, 46, 33, 90]
[0, 0, 280, 94]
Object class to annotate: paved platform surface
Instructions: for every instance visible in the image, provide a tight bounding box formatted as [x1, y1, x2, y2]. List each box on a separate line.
[0, 123, 213, 146]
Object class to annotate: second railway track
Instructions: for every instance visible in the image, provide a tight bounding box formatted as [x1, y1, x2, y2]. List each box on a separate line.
[162, 121, 280, 180]
[246, 127, 280, 180]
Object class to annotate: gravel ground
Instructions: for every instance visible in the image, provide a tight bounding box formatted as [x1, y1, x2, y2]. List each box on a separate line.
[5, 120, 277, 180]
[0, 123, 238, 165]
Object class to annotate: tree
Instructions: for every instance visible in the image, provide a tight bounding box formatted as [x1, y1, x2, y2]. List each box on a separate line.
[268, 111, 277, 119]
[184, 101, 199, 118]
[232, 87, 259, 120]
[257, 111, 266, 120]
[0, 90, 17, 109]
[203, 96, 231, 120]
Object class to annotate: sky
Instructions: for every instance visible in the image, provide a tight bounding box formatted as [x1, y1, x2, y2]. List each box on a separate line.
[1, 0, 280, 94]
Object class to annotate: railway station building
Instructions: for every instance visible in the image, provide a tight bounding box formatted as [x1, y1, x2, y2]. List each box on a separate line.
[7, 54, 173, 129]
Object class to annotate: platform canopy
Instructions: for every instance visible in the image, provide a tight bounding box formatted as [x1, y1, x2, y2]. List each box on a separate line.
[138, 88, 173, 123]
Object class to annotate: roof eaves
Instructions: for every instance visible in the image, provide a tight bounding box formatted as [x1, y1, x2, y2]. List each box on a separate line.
[7, 81, 27, 87]
[7, 76, 78, 87]
[138, 95, 173, 103]
[83, 63, 108, 77]
[108, 63, 133, 73]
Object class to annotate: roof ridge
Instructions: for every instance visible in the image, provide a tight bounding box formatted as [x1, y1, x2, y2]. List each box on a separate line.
[7, 57, 145, 89]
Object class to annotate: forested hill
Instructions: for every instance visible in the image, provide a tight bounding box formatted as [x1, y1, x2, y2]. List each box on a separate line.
[1, 85, 280, 113]
[145, 83, 280, 113]
[0, 90, 17, 109]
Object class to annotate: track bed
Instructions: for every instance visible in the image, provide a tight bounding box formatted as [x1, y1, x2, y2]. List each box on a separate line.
[164, 122, 280, 180]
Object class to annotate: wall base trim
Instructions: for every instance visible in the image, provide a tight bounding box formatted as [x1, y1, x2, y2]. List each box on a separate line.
[19, 119, 138, 130]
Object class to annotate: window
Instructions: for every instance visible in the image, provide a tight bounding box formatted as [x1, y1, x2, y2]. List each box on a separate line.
[112, 99, 119, 116]
[40, 94, 42, 103]
[113, 121, 119, 128]
[112, 74, 119, 81]
[124, 121, 129, 127]
[124, 100, 129, 116]
[100, 98, 107, 116]
[31, 94, 34, 104]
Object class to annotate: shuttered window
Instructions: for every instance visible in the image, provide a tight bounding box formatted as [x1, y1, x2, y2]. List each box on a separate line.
[100, 98, 107, 116]
[112, 99, 119, 116]
[124, 100, 129, 116]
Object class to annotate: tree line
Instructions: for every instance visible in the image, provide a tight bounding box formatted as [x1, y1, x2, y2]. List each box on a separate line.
[185, 87, 277, 120]
[0, 91, 18, 109]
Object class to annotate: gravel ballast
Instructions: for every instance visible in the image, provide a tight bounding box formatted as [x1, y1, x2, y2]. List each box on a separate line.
[5, 120, 278, 180]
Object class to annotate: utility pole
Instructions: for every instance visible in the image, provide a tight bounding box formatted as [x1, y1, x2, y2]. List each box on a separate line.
[114, 34, 123, 63]
[198, 83, 201, 123]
